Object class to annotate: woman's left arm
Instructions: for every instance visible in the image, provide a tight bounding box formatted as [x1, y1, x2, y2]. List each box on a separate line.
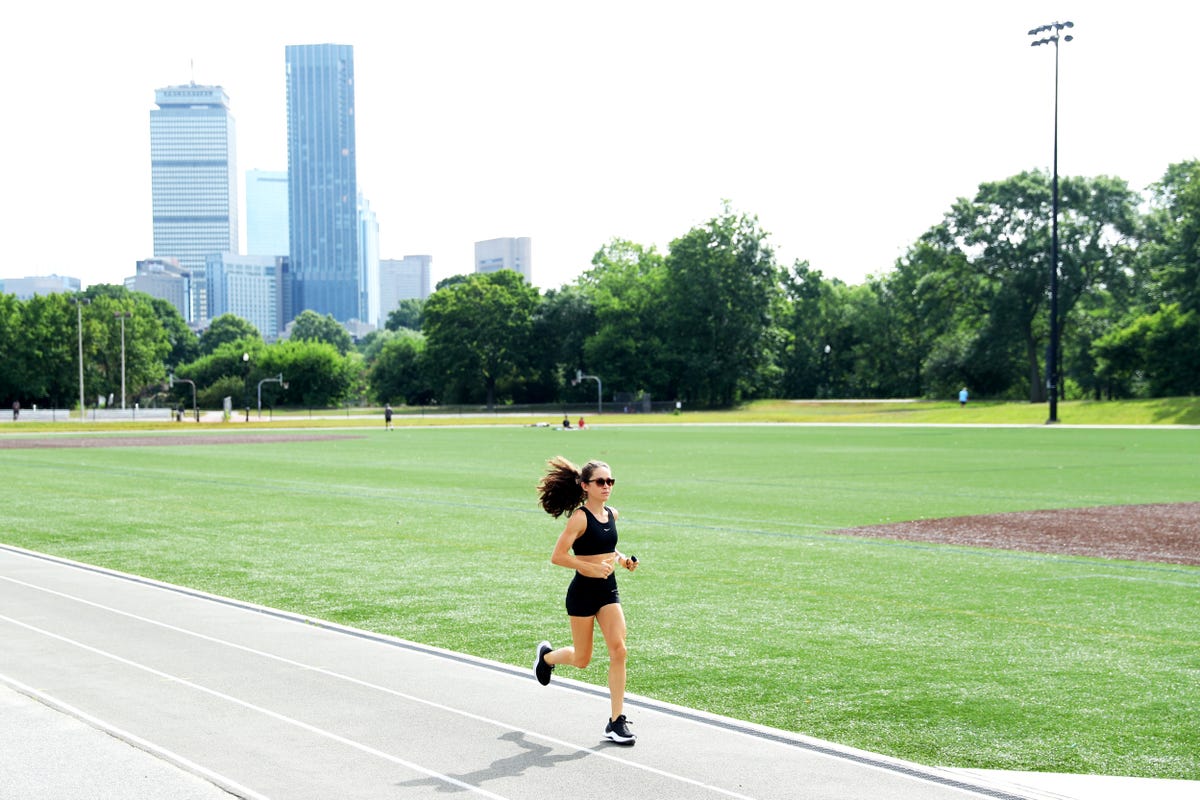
[611, 509, 637, 571]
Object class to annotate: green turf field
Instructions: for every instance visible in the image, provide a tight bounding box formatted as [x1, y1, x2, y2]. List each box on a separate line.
[2, 424, 1197, 778]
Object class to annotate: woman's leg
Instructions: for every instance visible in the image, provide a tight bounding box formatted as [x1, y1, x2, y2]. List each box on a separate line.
[596, 603, 628, 721]
[546, 615, 596, 669]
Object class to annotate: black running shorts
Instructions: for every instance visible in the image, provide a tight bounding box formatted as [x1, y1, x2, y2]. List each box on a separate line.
[565, 573, 620, 617]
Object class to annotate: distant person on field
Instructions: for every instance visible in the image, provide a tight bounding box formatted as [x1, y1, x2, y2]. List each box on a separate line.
[11, 400, 18, 421]
[577, 417, 586, 430]
[959, 387, 969, 406]
[562, 416, 571, 429]
[385, 404, 394, 430]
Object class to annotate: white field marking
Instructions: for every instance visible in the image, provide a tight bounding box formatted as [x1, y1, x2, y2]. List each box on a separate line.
[0, 576, 758, 800]
[0, 614, 512, 800]
[0, 672, 270, 800]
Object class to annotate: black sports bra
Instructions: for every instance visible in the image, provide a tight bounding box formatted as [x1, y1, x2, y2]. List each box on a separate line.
[573, 506, 618, 556]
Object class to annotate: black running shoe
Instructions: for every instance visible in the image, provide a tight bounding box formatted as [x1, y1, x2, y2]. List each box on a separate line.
[604, 714, 636, 745]
[534, 641, 554, 685]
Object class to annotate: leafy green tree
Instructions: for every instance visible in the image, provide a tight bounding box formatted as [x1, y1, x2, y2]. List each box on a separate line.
[661, 203, 784, 407]
[368, 329, 431, 404]
[262, 338, 356, 407]
[528, 286, 594, 403]
[422, 270, 540, 408]
[1140, 160, 1200, 315]
[175, 338, 263, 411]
[0, 292, 28, 405]
[196, 375, 246, 410]
[144, 295, 199, 370]
[83, 292, 172, 406]
[779, 262, 845, 398]
[356, 329, 389, 362]
[175, 335, 356, 410]
[832, 280, 912, 398]
[4, 290, 102, 409]
[912, 171, 1139, 402]
[199, 314, 261, 355]
[384, 299, 425, 332]
[289, 310, 353, 355]
[577, 240, 667, 401]
[1093, 304, 1200, 396]
[434, 275, 469, 291]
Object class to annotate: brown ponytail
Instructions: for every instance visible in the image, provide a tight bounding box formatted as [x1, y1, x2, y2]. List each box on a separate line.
[537, 456, 610, 518]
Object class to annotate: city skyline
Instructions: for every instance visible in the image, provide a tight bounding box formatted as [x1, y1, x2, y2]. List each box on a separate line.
[4, 1, 1198, 294]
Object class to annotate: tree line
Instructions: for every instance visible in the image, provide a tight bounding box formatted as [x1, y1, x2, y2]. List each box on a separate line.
[3, 161, 1197, 413]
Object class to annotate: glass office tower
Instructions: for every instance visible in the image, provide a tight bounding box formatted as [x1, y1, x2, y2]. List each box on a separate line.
[245, 169, 290, 257]
[285, 44, 359, 323]
[150, 83, 239, 325]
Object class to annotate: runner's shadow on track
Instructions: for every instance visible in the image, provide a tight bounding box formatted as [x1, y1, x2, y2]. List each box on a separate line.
[395, 730, 592, 792]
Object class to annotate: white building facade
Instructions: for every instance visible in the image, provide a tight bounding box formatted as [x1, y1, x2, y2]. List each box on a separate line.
[474, 237, 531, 283]
[379, 255, 433, 322]
[124, 258, 191, 322]
[205, 254, 280, 339]
[357, 193, 380, 327]
[0, 274, 81, 299]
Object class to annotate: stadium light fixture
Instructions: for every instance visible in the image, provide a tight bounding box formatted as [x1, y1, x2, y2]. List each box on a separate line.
[1029, 20, 1074, 424]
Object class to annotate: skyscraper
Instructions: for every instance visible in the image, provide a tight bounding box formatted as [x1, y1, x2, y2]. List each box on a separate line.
[149, 83, 239, 325]
[245, 169, 289, 256]
[286, 44, 359, 323]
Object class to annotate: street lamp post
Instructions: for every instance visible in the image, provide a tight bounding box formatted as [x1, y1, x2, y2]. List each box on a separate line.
[170, 375, 198, 422]
[822, 344, 832, 399]
[114, 311, 132, 410]
[574, 370, 603, 414]
[257, 374, 287, 419]
[242, 352, 251, 422]
[1029, 20, 1074, 425]
[72, 296, 89, 421]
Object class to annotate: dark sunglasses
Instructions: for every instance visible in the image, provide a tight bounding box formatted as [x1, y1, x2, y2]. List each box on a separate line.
[588, 477, 616, 487]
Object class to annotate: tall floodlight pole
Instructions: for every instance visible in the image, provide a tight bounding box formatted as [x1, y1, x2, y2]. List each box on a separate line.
[114, 311, 132, 409]
[1029, 20, 1073, 424]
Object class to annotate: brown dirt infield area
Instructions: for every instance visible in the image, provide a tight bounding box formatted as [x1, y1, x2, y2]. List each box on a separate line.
[0, 433, 362, 449]
[5, 434, 1196, 566]
[840, 503, 1200, 566]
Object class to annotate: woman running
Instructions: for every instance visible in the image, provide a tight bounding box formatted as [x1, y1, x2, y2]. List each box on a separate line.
[533, 456, 639, 745]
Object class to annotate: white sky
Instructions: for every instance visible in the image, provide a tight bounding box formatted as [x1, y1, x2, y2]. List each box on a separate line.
[3, 0, 1196, 291]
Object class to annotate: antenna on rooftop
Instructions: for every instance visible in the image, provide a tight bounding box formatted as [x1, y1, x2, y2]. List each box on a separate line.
[189, 58, 195, 86]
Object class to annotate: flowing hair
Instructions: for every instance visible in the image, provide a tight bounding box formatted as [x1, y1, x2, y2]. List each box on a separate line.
[537, 456, 610, 518]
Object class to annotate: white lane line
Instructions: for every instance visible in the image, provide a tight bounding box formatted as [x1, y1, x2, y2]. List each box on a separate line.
[0, 672, 270, 800]
[1, 574, 758, 800]
[0, 613, 513, 800]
